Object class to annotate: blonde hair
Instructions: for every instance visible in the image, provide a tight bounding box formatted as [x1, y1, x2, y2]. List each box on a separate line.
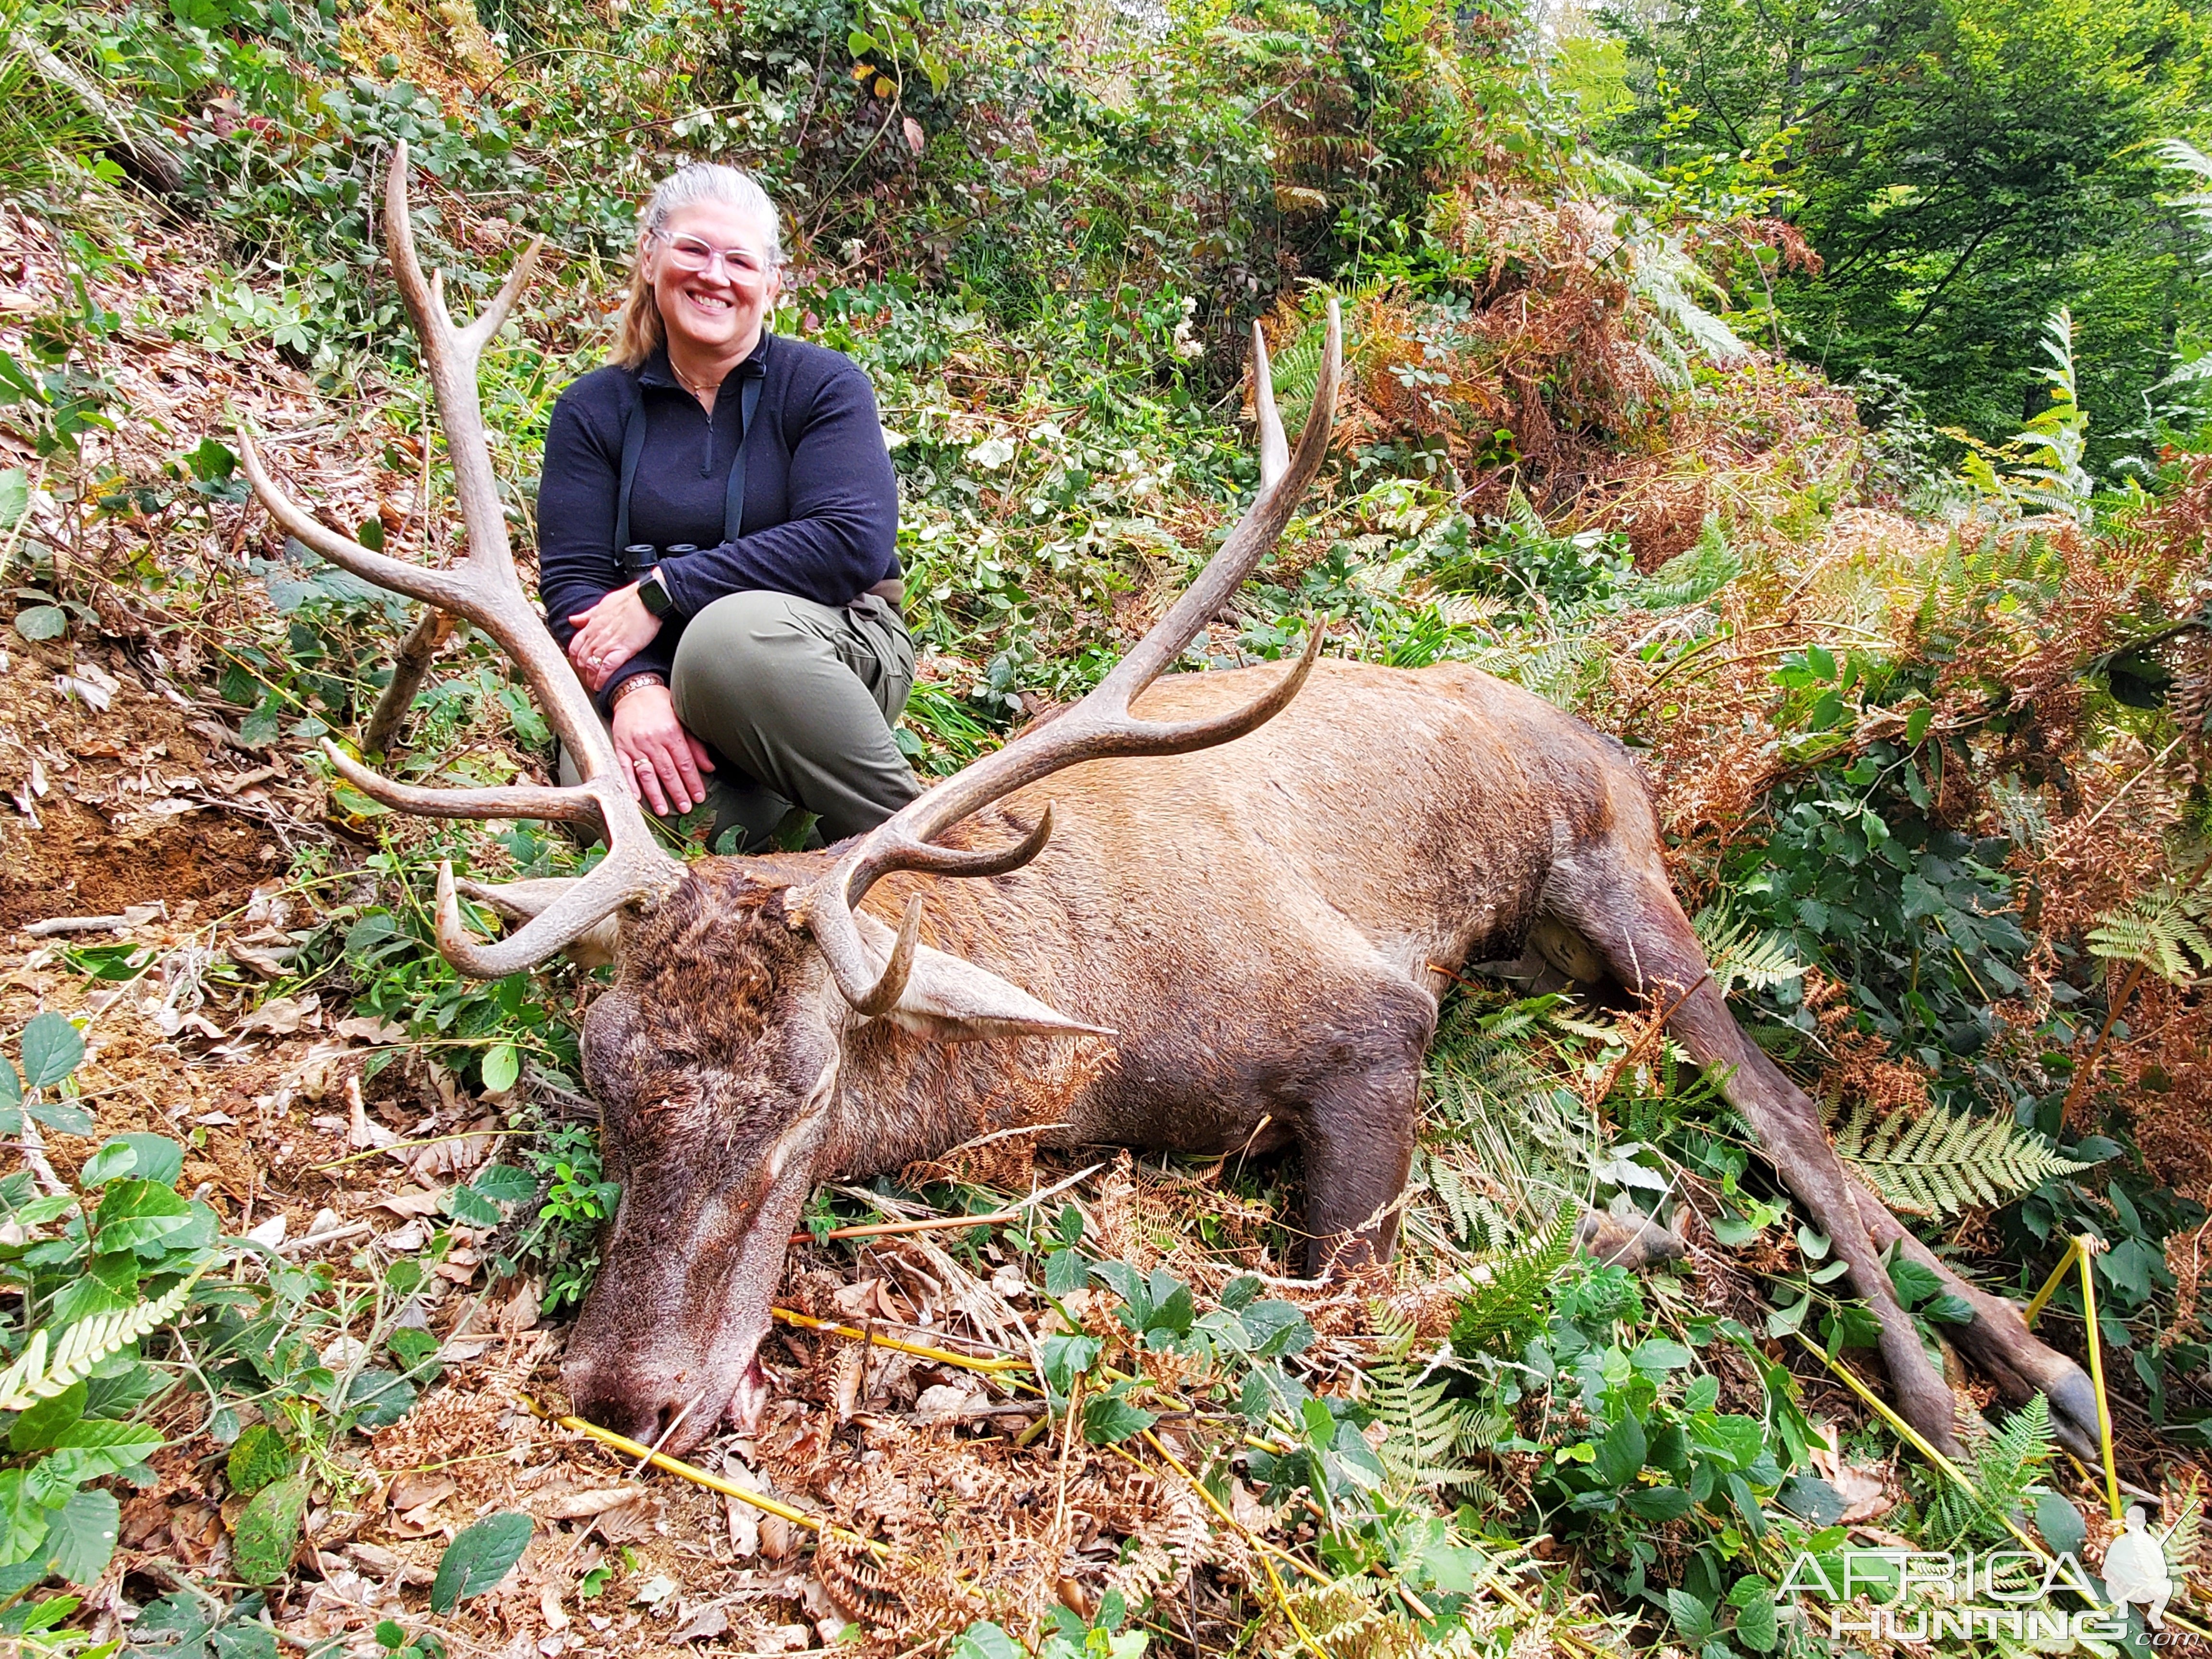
[611, 163, 784, 370]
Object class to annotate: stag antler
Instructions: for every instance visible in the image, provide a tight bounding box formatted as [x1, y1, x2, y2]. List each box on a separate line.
[795, 300, 1343, 1015]
[235, 142, 683, 976]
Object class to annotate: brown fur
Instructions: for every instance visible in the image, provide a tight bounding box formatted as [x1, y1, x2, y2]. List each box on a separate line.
[565, 658, 2104, 1464]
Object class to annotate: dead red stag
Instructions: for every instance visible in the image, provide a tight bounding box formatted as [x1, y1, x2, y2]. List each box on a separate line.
[235, 146, 2099, 1462]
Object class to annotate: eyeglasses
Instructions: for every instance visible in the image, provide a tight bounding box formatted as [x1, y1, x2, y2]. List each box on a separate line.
[657, 233, 774, 276]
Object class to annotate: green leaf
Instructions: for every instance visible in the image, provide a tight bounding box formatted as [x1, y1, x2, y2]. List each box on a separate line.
[108, 1135, 184, 1188]
[1904, 706, 1933, 745]
[1081, 1392, 1158, 1446]
[9, 1382, 86, 1454]
[13, 604, 66, 641]
[34, 1420, 164, 1499]
[444, 1185, 500, 1226]
[1624, 1484, 1695, 1520]
[1666, 1588, 1715, 1642]
[1733, 1592, 1779, 1653]
[211, 1620, 280, 1659]
[1629, 1337, 1694, 1371]
[1239, 1300, 1314, 1358]
[2035, 1491, 2087, 1554]
[25, 1095, 93, 1137]
[18, 1012, 84, 1088]
[480, 1043, 519, 1094]
[75, 1142, 139, 1187]
[228, 1423, 298, 1495]
[1592, 1412, 1647, 1487]
[1039, 1334, 1099, 1395]
[1887, 1255, 1946, 1309]
[335, 1368, 417, 1430]
[93, 1180, 194, 1252]
[0, 1470, 51, 1566]
[42, 1487, 119, 1586]
[1043, 1249, 1089, 1297]
[430, 1512, 534, 1612]
[232, 1473, 311, 1585]
[0, 468, 26, 529]
[951, 1623, 1021, 1659]
[468, 1163, 536, 1203]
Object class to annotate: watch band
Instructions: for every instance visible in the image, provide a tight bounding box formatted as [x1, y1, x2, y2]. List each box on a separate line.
[610, 673, 667, 705]
[637, 569, 675, 617]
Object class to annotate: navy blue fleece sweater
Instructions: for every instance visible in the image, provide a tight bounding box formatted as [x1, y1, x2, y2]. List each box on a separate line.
[535, 331, 901, 710]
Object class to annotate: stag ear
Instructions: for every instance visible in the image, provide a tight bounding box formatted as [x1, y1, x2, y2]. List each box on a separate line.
[847, 909, 1114, 1043]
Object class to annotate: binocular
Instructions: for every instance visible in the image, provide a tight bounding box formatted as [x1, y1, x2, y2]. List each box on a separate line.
[621, 542, 699, 575]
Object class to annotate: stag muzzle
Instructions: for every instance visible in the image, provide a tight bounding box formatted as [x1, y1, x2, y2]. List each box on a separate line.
[562, 1112, 827, 1454]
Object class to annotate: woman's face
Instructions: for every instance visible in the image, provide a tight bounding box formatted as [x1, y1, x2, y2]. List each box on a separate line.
[647, 199, 781, 363]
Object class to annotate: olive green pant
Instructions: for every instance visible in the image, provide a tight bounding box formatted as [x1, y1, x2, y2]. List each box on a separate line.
[564, 589, 921, 853]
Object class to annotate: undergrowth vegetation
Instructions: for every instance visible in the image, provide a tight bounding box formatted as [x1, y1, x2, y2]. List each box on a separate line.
[2, 0, 2212, 1648]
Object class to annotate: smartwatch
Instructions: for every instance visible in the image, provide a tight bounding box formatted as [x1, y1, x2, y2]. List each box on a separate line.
[637, 568, 675, 618]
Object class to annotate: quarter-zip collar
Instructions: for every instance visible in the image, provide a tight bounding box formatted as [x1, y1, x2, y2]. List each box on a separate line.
[637, 330, 773, 396]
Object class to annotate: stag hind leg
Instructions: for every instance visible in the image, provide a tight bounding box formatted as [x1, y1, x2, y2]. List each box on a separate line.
[1543, 867, 2101, 1461]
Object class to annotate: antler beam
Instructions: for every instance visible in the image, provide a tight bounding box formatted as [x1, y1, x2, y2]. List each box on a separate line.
[236, 142, 683, 974]
[796, 300, 1343, 1014]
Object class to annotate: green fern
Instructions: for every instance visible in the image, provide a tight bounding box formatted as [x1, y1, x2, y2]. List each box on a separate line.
[0, 1273, 200, 1411]
[1922, 1395, 2056, 1549]
[2088, 869, 2212, 984]
[1446, 1206, 1578, 1358]
[1360, 1355, 1502, 1507]
[1693, 901, 1807, 999]
[1621, 517, 1743, 613]
[1828, 1099, 2094, 1218]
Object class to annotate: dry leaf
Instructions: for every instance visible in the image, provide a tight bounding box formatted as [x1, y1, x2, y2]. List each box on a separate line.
[386, 1472, 457, 1513]
[541, 1488, 647, 1521]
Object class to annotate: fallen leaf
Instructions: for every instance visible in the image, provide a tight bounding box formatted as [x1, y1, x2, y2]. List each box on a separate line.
[387, 1473, 457, 1513]
[541, 1488, 647, 1521]
[336, 1015, 408, 1044]
[239, 994, 320, 1036]
[374, 1188, 447, 1219]
[673, 1605, 729, 1643]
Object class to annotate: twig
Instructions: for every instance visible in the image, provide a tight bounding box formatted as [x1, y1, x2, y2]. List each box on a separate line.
[2075, 1234, 2124, 1523]
[769, 1307, 1027, 1371]
[517, 1394, 893, 1560]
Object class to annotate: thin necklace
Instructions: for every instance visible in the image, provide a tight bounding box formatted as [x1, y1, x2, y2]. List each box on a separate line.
[672, 361, 723, 399]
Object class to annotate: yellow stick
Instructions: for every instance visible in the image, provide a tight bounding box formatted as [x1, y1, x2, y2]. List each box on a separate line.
[2075, 1234, 2124, 1522]
[1792, 1336, 2049, 1559]
[2021, 1237, 2081, 1330]
[515, 1393, 891, 1560]
[769, 1307, 1029, 1371]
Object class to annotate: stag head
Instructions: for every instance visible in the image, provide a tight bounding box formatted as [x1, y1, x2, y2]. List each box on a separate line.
[239, 145, 1340, 1451]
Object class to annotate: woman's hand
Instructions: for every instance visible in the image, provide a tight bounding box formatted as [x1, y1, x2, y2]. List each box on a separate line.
[567, 583, 663, 692]
[611, 682, 714, 816]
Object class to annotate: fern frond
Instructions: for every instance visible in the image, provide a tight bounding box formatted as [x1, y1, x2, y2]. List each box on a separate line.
[1828, 1099, 2092, 1217]
[1447, 1206, 1578, 1357]
[2088, 869, 2212, 984]
[1621, 517, 1742, 612]
[0, 1273, 199, 1411]
[1923, 1396, 2056, 1549]
[1693, 901, 1807, 998]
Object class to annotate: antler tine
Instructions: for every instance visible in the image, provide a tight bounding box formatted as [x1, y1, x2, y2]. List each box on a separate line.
[795, 298, 1342, 1016]
[236, 143, 682, 978]
[1253, 320, 1288, 490]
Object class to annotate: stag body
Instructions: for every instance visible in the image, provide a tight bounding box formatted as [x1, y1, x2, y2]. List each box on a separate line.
[242, 144, 2104, 1470]
[568, 659, 2100, 1462]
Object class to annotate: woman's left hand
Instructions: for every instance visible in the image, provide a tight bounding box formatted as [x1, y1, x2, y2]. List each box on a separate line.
[567, 584, 663, 691]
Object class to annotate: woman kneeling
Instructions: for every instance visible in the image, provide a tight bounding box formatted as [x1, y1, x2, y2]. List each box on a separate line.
[538, 162, 918, 851]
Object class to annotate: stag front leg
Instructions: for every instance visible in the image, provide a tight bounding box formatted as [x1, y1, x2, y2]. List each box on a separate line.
[1291, 981, 1431, 1276]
